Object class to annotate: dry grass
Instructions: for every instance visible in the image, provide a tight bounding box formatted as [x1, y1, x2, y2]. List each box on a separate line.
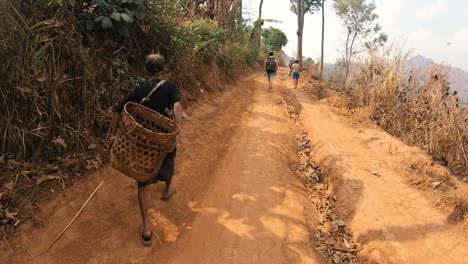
[448, 187, 468, 223]
[341, 42, 467, 180]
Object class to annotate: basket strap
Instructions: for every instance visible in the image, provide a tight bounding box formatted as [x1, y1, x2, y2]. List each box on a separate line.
[140, 80, 166, 105]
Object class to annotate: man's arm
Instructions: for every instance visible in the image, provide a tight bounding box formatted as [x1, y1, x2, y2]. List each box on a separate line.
[173, 102, 183, 125]
[109, 112, 121, 138]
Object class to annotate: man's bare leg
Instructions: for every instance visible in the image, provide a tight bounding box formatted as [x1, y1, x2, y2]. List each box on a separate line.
[138, 184, 152, 237]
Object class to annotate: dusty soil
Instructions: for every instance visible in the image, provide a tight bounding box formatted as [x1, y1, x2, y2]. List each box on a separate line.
[1, 68, 467, 264]
[293, 86, 468, 263]
[0, 71, 320, 264]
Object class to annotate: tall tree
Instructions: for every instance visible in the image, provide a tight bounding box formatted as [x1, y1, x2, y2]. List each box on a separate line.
[334, 0, 387, 89]
[290, 0, 321, 64]
[320, 0, 325, 79]
[250, 0, 264, 45]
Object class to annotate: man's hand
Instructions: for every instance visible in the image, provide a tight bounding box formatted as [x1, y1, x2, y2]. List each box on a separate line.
[173, 102, 183, 126]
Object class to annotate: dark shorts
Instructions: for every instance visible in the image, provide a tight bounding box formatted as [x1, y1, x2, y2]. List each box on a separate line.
[137, 148, 177, 187]
[293, 72, 300, 79]
[266, 70, 276, 79]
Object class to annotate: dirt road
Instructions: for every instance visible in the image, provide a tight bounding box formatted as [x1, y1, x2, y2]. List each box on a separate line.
[2, 71, 320, 263]
[1, 68, 467, 264]
[295, 88, 468, 264]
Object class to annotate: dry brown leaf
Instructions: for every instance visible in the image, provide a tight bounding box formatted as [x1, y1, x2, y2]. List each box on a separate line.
[431, 181, 444, 188]
[52, 138, 67, 149]
[85, 160, 99, 170]
[5, 209, 16, 220]
[96, 154, 102, 165]
[87, 143, 97, 150]
[15, 86, 33, 94]
[22, 170, 38, 176]
[367, 169, 381, 177]
[3, 181, 14, 191]
[36, 175, 60, 186]
[63, 159, 78, 169]
[7, 159, 23, 167]
[0, 155, 4, 164]
[343, 237, 350, 249]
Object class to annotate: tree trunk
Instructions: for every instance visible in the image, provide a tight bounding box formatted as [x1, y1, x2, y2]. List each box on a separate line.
[344, 31, 358, 90]
[249, 0, 264, 45]
[236, 0, 243, 29]
[320, 0, 325, 79]
[297, 0, 304, 64]
[342, 29, 351, 90]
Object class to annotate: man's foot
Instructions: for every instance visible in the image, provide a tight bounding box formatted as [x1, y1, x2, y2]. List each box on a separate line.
[161, 188, 176, 201]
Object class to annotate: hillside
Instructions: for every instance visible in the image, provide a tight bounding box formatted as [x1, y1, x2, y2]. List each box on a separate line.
[407, 55, 468, 102]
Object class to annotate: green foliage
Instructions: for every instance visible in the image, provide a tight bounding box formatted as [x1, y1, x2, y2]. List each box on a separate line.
[334, 0, 387, 49]
[78, 0, 143, 35]
[303, 57, 316, 68]
[290, 0, 322, 15]
[261, 27, 288, 51]
[36, 0, 144, 35]
[36, 0, 75, 7]
[333, 0, 387, 89]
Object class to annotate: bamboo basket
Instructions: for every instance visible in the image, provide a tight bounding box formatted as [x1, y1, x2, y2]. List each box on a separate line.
[110, 102, 180, 182]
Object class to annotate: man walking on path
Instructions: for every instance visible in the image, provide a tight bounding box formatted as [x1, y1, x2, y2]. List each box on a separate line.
[109, 53, 183, 247]
[288, 61, 293, 76]
[292, 60, 302, 89]
[265, 51, 278, 91]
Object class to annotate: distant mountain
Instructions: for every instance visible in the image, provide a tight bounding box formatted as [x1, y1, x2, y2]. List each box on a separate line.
[406, 55, 468, 99]
[406, 55, 434, 70]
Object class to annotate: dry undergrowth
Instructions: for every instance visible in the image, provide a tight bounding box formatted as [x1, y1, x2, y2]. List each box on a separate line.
[0, 3, 260, 239]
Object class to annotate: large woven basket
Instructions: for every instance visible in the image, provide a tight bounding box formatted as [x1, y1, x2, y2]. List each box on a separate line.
[110, 102, 180, 182]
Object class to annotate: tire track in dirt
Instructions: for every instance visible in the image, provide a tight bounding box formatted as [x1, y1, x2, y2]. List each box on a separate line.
[292, 83, 468, 263]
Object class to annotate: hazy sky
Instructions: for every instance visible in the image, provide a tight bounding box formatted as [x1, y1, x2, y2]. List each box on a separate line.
[244, 0, 468, 71]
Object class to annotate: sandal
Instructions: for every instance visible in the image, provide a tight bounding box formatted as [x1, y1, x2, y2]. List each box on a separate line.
[161, 188, 176, 202]
[140, 227, 153, 247]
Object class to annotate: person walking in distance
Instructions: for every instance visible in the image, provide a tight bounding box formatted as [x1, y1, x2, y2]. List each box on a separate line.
[109, 53, 183, 246]
[265, 51, 278, 91]
[291, 60, 302, 89]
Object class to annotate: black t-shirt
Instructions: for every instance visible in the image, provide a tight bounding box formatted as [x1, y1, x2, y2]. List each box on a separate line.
[114, 79, 180, 117]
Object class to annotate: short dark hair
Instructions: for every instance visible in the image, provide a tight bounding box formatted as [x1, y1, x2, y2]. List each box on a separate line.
[145, 53, 165, 75]
[295, 60, 299, 63]
[269, 51, 274, 56]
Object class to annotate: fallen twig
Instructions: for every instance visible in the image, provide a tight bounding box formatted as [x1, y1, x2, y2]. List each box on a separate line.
[4, 237, 13, 254]
[47, 180, 104, 251]
[26, 246, 37, 263]
[32, 180, 105, 259]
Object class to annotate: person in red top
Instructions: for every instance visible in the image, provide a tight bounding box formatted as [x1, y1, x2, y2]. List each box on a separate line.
[109, 53, 182, 246]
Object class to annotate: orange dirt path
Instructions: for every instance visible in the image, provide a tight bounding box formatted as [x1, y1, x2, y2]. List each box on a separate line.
[1, 68, 467, 264]
[1, 71, 320, 264]
[294, 85, 468, 263]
